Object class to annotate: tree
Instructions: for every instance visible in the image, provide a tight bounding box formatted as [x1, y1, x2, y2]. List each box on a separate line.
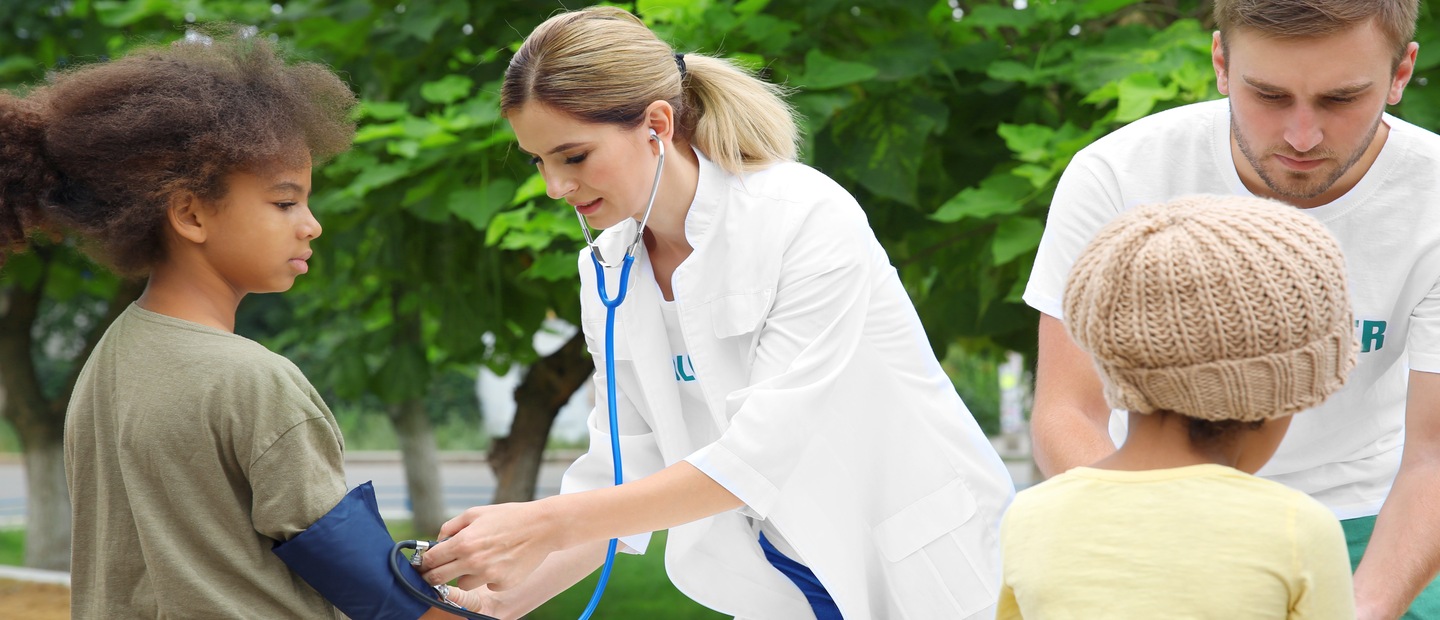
[0, 244, 140, 569]
[6, 0, 1438, 548]
[0, 0, 190, 568]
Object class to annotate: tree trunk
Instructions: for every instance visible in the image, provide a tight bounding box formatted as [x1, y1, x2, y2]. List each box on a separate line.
[20, 438, 67, 569]
[389, 398, 445, 535]
[0, 256, 141, 570]
[489, 331, 591, 504]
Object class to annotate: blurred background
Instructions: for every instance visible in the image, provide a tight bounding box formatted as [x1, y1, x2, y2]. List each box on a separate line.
[1, 0, 1437, 616]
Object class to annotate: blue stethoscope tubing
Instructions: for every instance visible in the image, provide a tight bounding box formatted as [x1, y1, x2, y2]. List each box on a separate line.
[389, 135, 663, 619]
[576, 130, 666, 620]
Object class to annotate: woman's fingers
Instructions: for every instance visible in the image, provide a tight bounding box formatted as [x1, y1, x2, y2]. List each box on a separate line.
[438, 505, 485, 539]
[419, 502, 557, 589]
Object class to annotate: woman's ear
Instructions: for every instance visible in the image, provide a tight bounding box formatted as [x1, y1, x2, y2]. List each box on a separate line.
[167, 191, 208, 245]
[642, 100, 676, 144]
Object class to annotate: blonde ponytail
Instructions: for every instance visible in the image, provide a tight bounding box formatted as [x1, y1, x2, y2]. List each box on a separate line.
[502, 6, 798, 175]
[677, 54, 798, 173]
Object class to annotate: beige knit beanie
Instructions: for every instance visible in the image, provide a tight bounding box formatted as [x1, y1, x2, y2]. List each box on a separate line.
[1062, 195, 1357, 422]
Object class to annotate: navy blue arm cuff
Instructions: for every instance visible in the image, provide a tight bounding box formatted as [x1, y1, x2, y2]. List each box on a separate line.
[274, 481, 435, 620]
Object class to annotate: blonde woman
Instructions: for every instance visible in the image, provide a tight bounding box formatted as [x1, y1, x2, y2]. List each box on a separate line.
[419, 7, 1013, 619]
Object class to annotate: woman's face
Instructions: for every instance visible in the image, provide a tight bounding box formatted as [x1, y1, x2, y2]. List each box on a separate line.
[509, 102, 661, 230]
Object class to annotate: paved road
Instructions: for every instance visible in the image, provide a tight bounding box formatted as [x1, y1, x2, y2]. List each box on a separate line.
[0, 449, 1038, 527]
[0, 452, 576, 527]
[344, 452, 574, 521]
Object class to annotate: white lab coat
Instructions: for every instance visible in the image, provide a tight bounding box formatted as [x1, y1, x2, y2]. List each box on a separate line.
[560, 149, 1014, 619]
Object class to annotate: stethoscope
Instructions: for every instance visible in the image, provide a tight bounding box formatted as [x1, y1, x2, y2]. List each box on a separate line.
[392, 130, 666, 619]
[574, 128, 665, 620]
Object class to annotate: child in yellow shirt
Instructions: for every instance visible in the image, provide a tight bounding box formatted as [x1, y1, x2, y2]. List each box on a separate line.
[998, 195, 1357, 619]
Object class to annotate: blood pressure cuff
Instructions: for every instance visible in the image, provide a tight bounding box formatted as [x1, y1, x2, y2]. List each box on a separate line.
[273, 481, 436, 620]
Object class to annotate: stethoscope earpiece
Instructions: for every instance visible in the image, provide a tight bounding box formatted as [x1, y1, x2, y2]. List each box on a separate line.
[575, 128, 666, 268]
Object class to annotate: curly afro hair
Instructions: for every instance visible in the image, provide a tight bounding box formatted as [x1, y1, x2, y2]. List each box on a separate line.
[0, 26, 357, 276]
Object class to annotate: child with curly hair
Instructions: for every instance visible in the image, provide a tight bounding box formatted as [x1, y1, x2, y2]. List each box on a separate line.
[0, 29, 476, 618]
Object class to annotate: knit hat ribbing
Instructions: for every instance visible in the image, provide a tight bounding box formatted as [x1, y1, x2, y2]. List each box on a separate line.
[1062, 195, 1357, 422]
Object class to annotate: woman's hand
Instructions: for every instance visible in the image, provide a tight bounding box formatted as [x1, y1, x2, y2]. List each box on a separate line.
[419, 499, 568, 591]
[419, 462, 741, 599]
[416, 583, 505, 620]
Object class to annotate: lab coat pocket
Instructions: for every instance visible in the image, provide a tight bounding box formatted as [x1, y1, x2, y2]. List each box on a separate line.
[581, 317, 634, 361]
[872, 479, 997, 618]
[708, 290, 772, 339]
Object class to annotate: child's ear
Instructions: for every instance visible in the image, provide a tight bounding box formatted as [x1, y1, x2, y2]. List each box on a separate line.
[167, 191, 207, 244]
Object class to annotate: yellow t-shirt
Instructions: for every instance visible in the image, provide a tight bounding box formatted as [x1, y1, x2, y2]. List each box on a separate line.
[998, 464, 1354, 619]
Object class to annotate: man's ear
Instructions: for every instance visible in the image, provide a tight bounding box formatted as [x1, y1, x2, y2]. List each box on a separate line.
[167, 191, 207, 245]
[1212, 31, 1231, 96]
[1388, 42, 1420, 105]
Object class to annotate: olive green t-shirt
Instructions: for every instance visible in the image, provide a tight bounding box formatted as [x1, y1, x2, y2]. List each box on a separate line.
[65, 304, 346, 619]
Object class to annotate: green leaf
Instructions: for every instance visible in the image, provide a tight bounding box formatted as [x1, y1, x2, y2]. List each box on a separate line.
[401, 117, 442, 140]
[420, 75, 475, 105]
[0, 56, 37, 80]
[1116, 72, 1179, 122]
[418, 131, 459, 149]
[638, 0, 712, 23]
[997, 123, 1055, 163]
[43, 256, 86, 301]
[354, 121, 408, 144]
[829, 93, 946, 206]
[1079, 0, 1147, 18]
[373, 340, 430, 403]
[1013, 163, 1059, 189]
[347, 163, 412, 198]
[359, 101, 410, 121]
[523, 251, 578, 282]
[330, 351, 371, 401]
[512, 174, 548, 206]
[449, 180, 515, 230]
[991, 216, 1045, 266]
[734, 0, 770, 17]
[931, 175, 1033, 223]
[986, 60, 1038, 85]
[965, 4, 1041, 34]
[0, 251, 44, 290]
[401, 174, 445, 207]
[792, 92, 854, 132]
[397, 10, 448, 43]
[387, 140, 420, 159]
[94, 0, 179, 27]
[795, 49, 878, 90]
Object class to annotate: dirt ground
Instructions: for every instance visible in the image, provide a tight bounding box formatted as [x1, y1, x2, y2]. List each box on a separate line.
[0, 578, 69, 620]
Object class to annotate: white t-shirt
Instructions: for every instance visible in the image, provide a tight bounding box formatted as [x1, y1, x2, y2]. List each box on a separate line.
[659, 296, 714, 452]
[1024, 99, 1440, 519]
[659, 293, 803, 562]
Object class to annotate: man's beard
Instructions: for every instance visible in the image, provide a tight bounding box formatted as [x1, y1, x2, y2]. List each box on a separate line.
[1231, 110, 1381, 201]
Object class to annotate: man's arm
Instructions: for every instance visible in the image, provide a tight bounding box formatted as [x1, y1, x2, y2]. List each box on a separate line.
[1030, 313, 1119, 476]
[1353, 369, 1440, 620]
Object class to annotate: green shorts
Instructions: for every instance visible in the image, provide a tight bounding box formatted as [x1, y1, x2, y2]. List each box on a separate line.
[1344, 515, 1440, 618]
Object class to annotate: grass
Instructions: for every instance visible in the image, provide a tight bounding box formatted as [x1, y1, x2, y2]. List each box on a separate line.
[386, 521, 723, 619]
[0, 421, 18, 453]
[0, 529, 22, 566]
[505, 532, 726, 620]
[0, 523, 724, 619]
